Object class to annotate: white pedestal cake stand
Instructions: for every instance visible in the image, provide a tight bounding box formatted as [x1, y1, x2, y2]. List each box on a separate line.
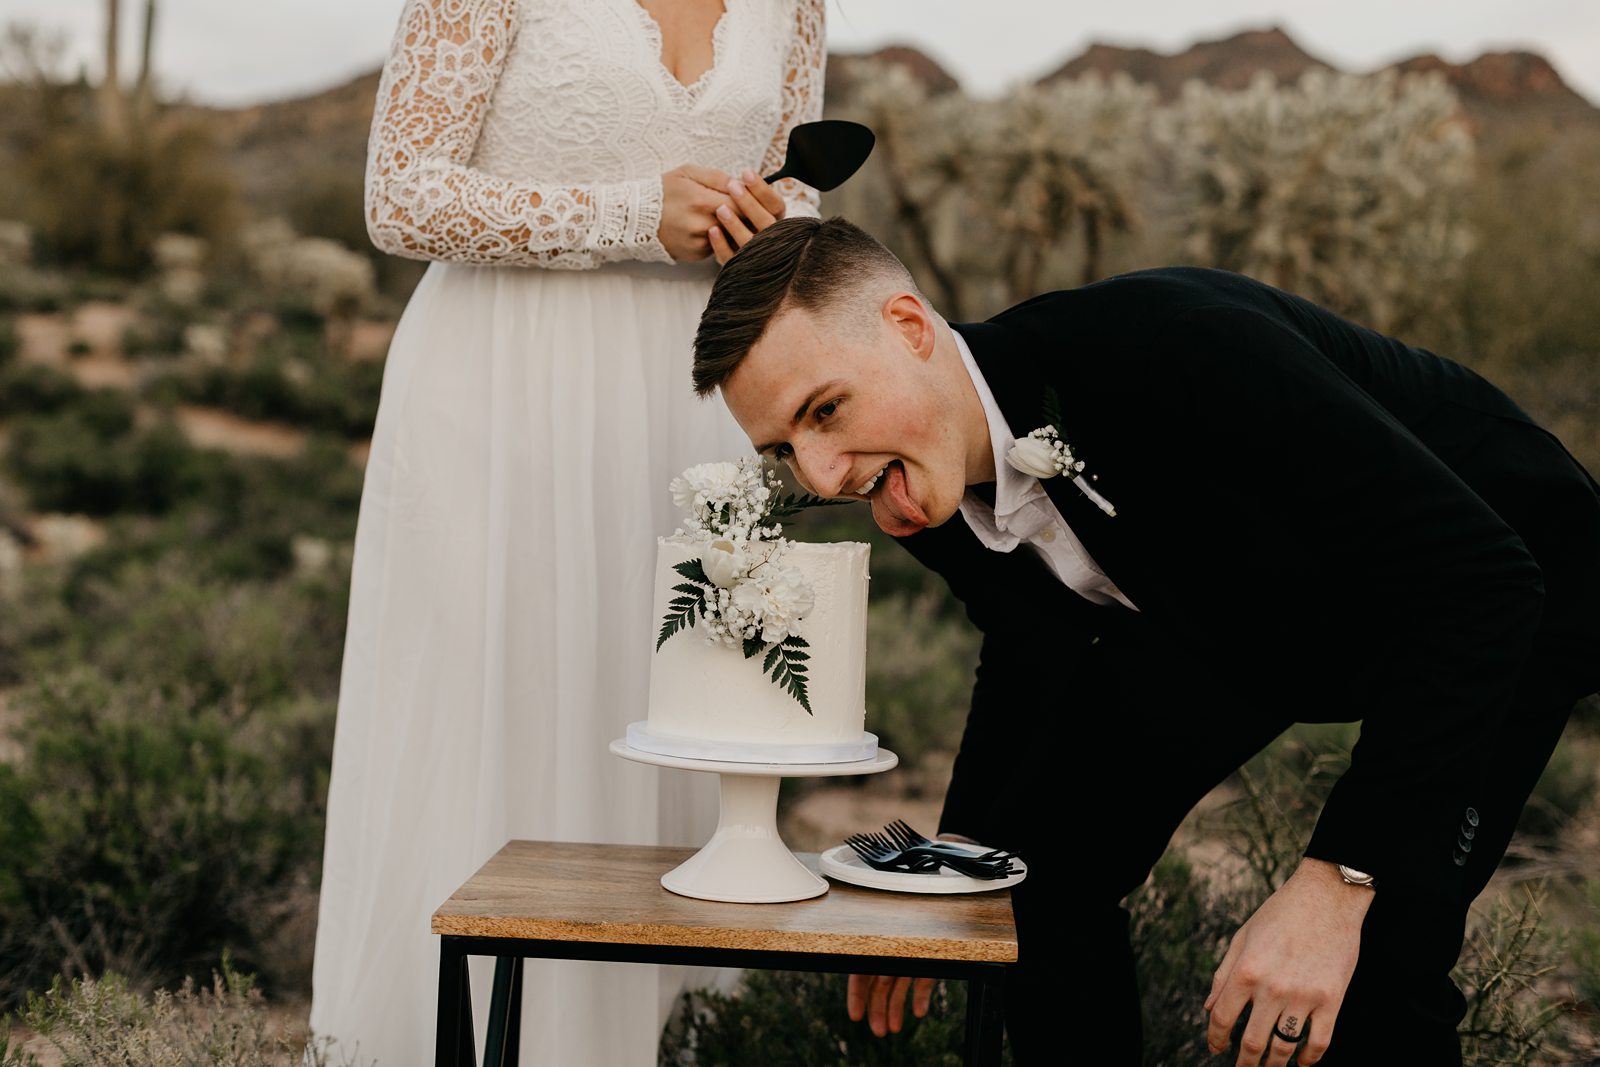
[610, 738, 898, 903]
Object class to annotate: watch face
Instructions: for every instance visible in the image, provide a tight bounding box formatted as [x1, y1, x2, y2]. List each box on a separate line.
[1338, 864, 1375, 886]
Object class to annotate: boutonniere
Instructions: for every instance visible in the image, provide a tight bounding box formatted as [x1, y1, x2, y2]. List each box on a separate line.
[1005, 387, 1117, 517]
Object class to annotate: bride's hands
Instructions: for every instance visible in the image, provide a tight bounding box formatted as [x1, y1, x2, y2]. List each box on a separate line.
[659, 165, 738, 262]
[706, 168, 787, 265]
[657, 164, 788, 264]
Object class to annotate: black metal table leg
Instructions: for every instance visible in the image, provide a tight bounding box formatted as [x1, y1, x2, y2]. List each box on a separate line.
[483, 956, 524, 1067]
[964, 965, 1006, 1067]
[435, 938, 477, 1067]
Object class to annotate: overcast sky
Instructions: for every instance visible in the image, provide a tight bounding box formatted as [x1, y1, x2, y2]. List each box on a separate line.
[6, 1, 1596, 108]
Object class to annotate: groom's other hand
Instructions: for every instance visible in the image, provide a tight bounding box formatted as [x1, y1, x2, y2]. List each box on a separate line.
[1203, 859, 1369, 1066]
[847, 974, 935, 1036]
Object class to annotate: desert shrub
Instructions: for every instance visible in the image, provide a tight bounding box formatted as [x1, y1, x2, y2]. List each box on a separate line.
[1, 962, 361, 1066]
[0, 669, 333, 1010]
[170, 344, 384, 439]
[1515, 734, 1599, 843]
[285, 166, 369, 262]
[21, 117, 240, 276]
[1444, 127, 1600, 375]
[864, 590, 981, 767]
[119, 298, 193, 359]
[0, 362, 83, 416]
[835, 64, 1157, 317]
[0, 317, 17, 366]
[1128, 853, 1258, 1065]
[1455, 886, 1575, 1065]
[40, 553, 349, 707]
[1571, 879, 1600, 1017]
[660, 967, 1008, 1066]
[1203, 725, 1354, 892]
[4, 409, 224, 516]
[1158, 68, 1474, 335]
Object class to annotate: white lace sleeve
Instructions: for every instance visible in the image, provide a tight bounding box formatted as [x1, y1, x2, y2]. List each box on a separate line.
[364, 0, 672, 269]
[760, 0, 826, 220]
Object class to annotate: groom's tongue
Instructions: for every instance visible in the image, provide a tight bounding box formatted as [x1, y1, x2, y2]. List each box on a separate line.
[870, 461, 928, 537]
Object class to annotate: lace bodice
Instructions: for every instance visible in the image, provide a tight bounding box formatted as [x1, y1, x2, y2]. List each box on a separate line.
[365, 0, 824, 269]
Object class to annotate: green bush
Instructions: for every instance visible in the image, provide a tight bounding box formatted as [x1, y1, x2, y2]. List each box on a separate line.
[119, 297, 193, 359]
[0, 317, 17, 366]
[4, 409, 220, 516]
[42, 554, 349, 707]
[21, 117, 240, 276]
[1128, 853, 1257, 1066]
[864, 590, 980, 768]
[0, 362, 83, 417]
[1515, 735, 1599, 842]
[0, 670, 333, 1010]
[1572, 879, 1600, 1016]
[170, 345, 384, 439]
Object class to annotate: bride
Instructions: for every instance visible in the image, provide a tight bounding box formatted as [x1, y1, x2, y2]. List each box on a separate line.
[308, 1, 824, 1063]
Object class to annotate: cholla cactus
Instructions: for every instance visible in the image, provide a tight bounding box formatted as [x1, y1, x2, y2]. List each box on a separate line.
[845, 63, 1156, 315]
[1157, 69, 1475, 332]
[973, 74, 1156, 294]
[240, 219, 376, 319]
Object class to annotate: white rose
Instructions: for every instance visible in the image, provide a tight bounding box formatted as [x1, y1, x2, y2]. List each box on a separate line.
[700, 539, 749, 589]
[1006, 436, 1059, 479]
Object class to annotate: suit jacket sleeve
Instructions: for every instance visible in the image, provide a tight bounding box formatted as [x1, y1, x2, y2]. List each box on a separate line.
[896, 519, 1102, 847]
[1143, 304, 1546, 893]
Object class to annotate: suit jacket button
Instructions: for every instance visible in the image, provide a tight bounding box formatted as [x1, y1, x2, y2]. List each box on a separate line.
[1457, 834, 1474, 853]
[1452, 849, 1469, 866]
[1460, 824, 1476, 840]
[1465, 807, 1480, 827]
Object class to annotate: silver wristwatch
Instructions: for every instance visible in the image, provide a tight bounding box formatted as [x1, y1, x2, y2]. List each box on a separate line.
[1337, 864, 1376, 889]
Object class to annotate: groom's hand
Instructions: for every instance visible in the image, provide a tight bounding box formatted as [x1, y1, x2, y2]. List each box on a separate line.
[848, 973, 935, 1036]
[1204, 858, 1371, 1066]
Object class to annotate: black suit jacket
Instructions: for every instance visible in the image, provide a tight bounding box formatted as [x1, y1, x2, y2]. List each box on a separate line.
[903, 267, 1599, 896]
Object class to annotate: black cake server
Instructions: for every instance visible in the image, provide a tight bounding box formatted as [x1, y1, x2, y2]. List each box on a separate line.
[763, 119, 876, 192]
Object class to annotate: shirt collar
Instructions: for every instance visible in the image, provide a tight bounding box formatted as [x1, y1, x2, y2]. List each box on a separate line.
[952, 326, 1048, 528]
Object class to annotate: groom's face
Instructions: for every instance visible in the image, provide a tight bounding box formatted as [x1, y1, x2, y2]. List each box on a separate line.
[720, 294, 969, 537]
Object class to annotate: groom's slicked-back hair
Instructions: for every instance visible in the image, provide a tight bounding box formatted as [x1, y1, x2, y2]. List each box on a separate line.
[692, 216, 918, 397]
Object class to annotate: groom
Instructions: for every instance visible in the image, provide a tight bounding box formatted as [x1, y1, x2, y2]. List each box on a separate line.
[691, 217, 1600, 1065]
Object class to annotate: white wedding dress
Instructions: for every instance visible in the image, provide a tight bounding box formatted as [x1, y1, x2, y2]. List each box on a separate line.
[308, 1, 823, 1063]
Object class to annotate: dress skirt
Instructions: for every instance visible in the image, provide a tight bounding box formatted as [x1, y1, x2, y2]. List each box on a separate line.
[310, 255, 743, 1065]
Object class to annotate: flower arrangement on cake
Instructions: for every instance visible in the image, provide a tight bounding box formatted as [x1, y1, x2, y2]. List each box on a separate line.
[656, 458, 846, 712]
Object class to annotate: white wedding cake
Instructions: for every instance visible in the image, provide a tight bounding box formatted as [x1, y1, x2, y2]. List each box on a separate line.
[626, 459, 877, 764]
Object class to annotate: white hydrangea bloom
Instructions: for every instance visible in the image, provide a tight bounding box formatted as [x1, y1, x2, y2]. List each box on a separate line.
[730, 560, 815, 646]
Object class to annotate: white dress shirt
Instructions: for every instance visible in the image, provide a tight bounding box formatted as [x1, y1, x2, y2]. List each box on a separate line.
[952, 328, 1139, 612]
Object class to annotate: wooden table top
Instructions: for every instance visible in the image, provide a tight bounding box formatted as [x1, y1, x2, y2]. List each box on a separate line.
[432, 840, 1018, 963]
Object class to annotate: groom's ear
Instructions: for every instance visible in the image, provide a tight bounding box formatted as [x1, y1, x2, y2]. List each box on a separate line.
[884, 292, 935, 363]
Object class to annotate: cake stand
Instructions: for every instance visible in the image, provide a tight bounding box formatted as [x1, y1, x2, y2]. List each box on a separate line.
[609, 738, 898, 903]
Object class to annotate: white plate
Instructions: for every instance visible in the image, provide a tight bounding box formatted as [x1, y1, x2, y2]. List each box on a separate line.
[819, 841, 1027, 894]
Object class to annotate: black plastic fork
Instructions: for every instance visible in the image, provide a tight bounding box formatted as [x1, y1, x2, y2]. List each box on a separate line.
[845, 832, 1017, 880]
[883, 819, 1018, 864]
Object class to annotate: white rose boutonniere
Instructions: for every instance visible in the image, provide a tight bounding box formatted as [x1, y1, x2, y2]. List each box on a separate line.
[1005, 435, 1060, 480]
[1004, 388, 1117, 517]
